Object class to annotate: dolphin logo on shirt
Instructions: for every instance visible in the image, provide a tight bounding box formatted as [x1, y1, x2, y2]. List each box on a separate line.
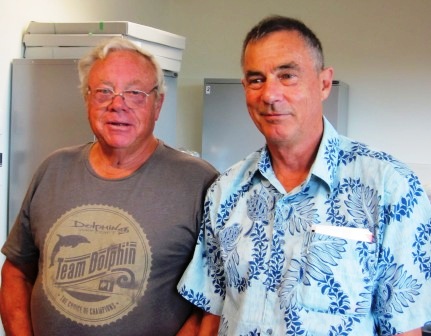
[50, 234, 90, 267]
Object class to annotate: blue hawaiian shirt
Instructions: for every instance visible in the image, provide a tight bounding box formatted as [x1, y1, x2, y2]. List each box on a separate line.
[178, 119, 431, 336]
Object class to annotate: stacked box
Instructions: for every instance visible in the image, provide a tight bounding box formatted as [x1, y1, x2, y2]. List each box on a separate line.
[23, 21, 186, 73]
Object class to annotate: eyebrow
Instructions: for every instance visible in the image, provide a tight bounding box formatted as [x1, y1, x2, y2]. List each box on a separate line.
[244, 70, 262, 78]
[277, 62, 301, 72]
[126, 79, 146, 87]
[97, 79, 147, 89]
[244, 62, 301, 78]
[98, 80, 115, 87]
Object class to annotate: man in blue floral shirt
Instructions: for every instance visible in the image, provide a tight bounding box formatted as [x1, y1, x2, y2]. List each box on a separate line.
[178, 15, 431, 336]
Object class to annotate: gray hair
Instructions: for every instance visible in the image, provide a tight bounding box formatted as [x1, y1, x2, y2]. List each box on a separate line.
[78, 37, 166, 97]
[241, 15, 324, 72]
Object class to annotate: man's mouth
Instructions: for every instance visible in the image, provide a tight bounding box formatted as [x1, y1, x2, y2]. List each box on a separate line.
[107, 121, 131, 126]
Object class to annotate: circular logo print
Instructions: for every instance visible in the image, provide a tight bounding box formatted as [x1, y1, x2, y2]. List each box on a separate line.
[43, 204, 152, 326]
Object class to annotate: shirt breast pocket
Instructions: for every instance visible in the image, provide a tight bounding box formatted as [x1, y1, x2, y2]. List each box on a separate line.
[294, 230, 377, 316]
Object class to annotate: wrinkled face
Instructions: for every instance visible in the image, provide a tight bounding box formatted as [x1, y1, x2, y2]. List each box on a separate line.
[86, 50, 163, 152]
[242, 30, 332, 148]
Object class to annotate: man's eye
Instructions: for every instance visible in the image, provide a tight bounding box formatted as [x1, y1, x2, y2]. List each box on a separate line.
[280, 73, 294, 79]
[126, 90, 143, 96]
[279, 73, 297, 84]
[96, 88, 113, 95]
[246, 78, 264, 89]
[248, 78, 263, 84]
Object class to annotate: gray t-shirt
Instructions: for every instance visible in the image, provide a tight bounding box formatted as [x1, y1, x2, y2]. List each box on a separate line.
[2, 141, 218, 336]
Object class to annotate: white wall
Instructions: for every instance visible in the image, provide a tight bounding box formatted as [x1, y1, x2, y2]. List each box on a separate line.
[164, 0, 431, 168]
[0, 0, 430, 332]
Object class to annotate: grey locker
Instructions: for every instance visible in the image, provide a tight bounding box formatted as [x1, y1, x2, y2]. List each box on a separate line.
[202, 79, 348, 172]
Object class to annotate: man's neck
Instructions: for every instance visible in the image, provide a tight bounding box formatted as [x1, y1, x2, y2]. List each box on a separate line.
[88, 138, 159, 179]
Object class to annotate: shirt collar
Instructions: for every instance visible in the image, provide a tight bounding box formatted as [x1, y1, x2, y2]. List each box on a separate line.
[254, 117, 341, 193]
[311, 117, 341, 193]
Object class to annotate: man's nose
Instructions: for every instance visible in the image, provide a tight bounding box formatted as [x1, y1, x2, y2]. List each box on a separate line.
[108, 93, 128, 110]
[261, 78, 283, 105]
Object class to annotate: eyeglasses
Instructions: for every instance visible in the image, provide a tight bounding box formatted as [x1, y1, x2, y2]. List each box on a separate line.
[88, 86, 158, 108]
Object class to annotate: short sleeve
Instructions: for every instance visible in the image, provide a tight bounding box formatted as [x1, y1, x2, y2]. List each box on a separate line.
[177, 195, 225, 316]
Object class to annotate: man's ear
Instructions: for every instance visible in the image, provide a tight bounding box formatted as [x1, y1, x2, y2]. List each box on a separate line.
[154, 93, 165, 121]
[320, 67, 334, 101]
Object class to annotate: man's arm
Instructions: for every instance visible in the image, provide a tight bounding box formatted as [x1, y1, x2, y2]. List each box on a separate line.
[176, 309, 220, 336]
[0, 259, 37, 336]
[176, 308, 202, 335]
[398, 328, 422, 336]
[198, 312, 220, 336]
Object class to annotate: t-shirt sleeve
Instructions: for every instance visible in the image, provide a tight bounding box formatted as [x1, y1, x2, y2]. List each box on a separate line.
[2, 193, 39, 265]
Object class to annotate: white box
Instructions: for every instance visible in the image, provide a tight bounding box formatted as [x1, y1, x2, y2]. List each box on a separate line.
[23, 33, 123, 47]
[26, 21, 186, 49]
[151, 55, 182, 73]
[24, 46, 182, 73]
[23, 34, 183, 60]
[23, 21, 185, 73]
[24, 46, 93, 59]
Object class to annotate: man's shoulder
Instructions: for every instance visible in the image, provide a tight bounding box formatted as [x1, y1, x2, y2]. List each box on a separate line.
[338, 136, 407, 169]
[334, 136, 417, 190]
[156, 142, 219, 178]
[209, 150, 262, 195]
[37, 143, 89, 170]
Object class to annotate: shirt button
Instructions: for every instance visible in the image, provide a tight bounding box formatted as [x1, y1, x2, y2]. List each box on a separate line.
[266, 329, 273, 335]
